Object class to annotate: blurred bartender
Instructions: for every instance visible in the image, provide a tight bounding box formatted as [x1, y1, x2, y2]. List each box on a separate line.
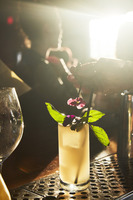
[13, 3, 78, 113]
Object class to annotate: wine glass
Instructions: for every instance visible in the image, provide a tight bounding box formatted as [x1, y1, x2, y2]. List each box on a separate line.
[0, 87, 24, 199]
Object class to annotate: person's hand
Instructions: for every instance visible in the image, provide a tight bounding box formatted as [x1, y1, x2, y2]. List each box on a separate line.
[68, 58, 133, 94]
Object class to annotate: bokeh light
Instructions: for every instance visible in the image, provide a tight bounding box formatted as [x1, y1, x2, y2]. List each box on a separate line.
[7, 16, 14, 25]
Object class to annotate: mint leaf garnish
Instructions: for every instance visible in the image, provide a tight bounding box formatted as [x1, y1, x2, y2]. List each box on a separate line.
[83, 110, 105, 123]
[45, 102, 66, 124]
[45, 103, 109, 146]
[90, 125, 110, 146]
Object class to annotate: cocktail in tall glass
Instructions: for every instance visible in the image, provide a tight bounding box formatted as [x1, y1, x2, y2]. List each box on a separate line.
[58, 123, 90, 191]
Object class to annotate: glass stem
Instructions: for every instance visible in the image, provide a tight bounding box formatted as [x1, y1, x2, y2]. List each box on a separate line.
[0, 162, 11, 200]
[0, 173, 11, 200]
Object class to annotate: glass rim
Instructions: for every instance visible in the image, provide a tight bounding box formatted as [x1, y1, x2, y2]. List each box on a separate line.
[0, 87, 17, 93]
[0, 87, 16, 90]
[58, 122, 89, 128]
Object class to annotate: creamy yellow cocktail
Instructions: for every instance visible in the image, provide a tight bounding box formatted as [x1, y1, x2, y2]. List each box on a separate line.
[58, 123, 90, 191]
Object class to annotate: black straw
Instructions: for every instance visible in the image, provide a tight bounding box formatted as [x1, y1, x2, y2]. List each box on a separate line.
[78, 83, 82, 97]
[86, 89, 94, 123]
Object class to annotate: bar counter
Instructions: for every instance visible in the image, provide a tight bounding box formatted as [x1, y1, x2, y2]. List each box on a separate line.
[2, 121, 118, 189]
[1, 88, 132, 200]
[2, 121, 132, 200]
[4, 141, 133, 200]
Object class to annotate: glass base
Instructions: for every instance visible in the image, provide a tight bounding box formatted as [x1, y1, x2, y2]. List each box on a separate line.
[60, 179, 90, 191]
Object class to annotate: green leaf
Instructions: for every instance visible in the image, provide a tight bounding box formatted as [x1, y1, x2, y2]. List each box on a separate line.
[83, 110, 105, 123]
[45, 102, 66, 124]
[90, 125, 110, 146]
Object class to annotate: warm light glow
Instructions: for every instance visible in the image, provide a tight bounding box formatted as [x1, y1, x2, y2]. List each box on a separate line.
[7, 16, 14, 25]
[24, 37, 31, 49]
[89, 15, 124, 59]
[89, 12, 133, 59]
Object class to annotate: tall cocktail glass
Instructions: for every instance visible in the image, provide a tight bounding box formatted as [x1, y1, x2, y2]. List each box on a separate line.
[58, 123, 90, 191]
